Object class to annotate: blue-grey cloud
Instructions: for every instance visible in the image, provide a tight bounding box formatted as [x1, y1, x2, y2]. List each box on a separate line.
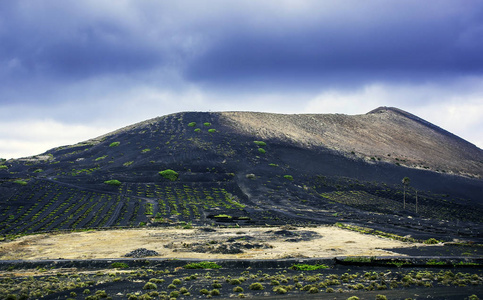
[184, 2, 483, 89]
[2, 0, 483, 100]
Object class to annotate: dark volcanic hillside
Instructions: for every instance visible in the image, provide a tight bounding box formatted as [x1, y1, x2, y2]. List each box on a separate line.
[0, 108, 482, 241]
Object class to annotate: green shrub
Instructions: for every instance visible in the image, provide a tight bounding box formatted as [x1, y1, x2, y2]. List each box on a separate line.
[33, 168, 43, 173]
[159, 169, 179, 181]
[283, 175, 294, 181]
[290, 263, 329, 271]
[258, 148, 266, 154]
[200, 289, 210, 295]
[424, 238, 440, 244]
[83, 289, 91, 294]
[230, 279, 241, 285]
[204, 122, 211, 127]
[170, 291, 180, 298]
[375, 295, 387, 300]
[0, 165, 8, 170]
[347, 297, 360, 300]
[123, 161, 134, 167]
[194, 128, 201, 132]
[233, 286, 244, 292]
[249, 282, 264, 290]
[95, 155, 107, 161]
[210, 289, 220, 296]
[268, 163, 278, 167]
[143, 282, 157, 290]
[14, 180, 27, 185]
[188, 122, 196, 127]
[141, 148, 151, 153]
[184, 261, 221, 269]
[111, 262, 128, 269]
[270, 280, 280, 286]
[254, 141, 266, 146]
[308, 287, 319, 294]
[214, 214, 232, 219]
[109, 142, 120, 147]
[172, 279, 182, 285]
[95, 290, 108, 297]
[208, 129, 216, 133]
[104, 180, 121, 186]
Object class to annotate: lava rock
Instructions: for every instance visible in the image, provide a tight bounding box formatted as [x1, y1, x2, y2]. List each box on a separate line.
[124, 248, 159, 258]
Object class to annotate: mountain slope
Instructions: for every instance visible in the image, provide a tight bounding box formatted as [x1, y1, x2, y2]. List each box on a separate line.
[221, 107, 483, 178]
[0, 108, 482, 241]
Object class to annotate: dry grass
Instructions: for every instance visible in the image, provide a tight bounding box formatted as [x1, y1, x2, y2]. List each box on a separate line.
[0, 226, 424, 260]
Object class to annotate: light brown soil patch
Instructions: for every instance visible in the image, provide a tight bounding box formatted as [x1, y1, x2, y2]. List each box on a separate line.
[220, 110, 483, 177]
[0, 226, 423, 260]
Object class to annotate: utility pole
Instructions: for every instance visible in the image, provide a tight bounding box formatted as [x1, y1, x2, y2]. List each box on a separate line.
[415, 190, 418, 213]
[402, 177, 410, 210]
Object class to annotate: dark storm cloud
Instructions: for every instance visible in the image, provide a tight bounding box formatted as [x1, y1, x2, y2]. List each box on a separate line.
[1, 0, 483, 103]
[184, 2, 483, 88]
[0, 3, 163, 78]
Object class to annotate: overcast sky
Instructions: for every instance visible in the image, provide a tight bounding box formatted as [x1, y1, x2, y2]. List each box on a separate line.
[1, 0, 483, 159]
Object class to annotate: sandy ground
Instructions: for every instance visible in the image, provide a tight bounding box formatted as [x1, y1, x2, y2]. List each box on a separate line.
[0, 226, 423, 260]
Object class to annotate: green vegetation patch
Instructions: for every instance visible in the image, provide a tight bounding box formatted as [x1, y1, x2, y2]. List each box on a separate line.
[95, 155, 108, 161]
[424, 238, 440, 244]
[204, 122, 211, 127]
[290, 264, 330, 271]
[0, 165, 8, 170]
[208, 129, 216, 133]
[141, 148, 151, 153]
[254, 141, 266, 146]
[123, 161, 134, 167]
[111, 262, 129, 269]
[258, 148, 266, 154]
[188, 122, 197, 127]
[109, 141, 120, 147]
[159, 169, 179, 181]
[194, 128, 201, 132]
[145, 203, 154, 215]
[426, 259, 446, 266]
[33, 169, 43, 173]
[104, 180, 122, 186]
[183, 261, 221, 269]
[284, 175, 294, 181]
[214, 214, 232, 218]
[249, 282, 264, 290]
[14, 180, 28, 185]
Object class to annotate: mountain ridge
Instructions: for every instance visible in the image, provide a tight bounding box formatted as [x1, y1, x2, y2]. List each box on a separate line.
[0, 107, 481, 241]
[13, 107, 482, 178]
[219, 107, 482, 178]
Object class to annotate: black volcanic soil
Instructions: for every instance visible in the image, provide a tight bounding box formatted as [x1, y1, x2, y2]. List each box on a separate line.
[0, 110, 482, 243]
[0, 257, 481, 300]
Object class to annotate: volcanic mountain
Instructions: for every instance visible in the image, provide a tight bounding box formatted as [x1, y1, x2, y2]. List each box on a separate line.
[1, 107, 482, 241]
